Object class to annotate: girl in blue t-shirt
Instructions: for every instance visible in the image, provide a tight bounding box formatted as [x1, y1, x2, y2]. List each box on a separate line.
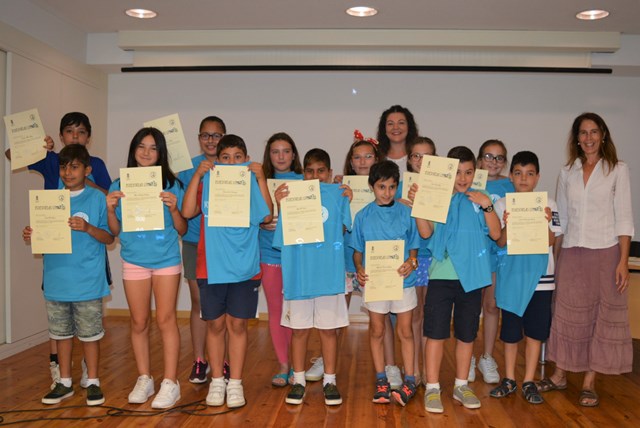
[106, 127, 186, 409]
[259, 132, 303, 387]
[471, 139, 514, 384]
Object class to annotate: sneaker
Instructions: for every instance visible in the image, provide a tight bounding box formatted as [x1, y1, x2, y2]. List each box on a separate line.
[206, 378, 227, 406]
[424, 388, 444, 413]
[305, 357, 324, 381]
[385, 365, 403, 390]
[392, 381, 417, 407]
[286, 383, 306, 405]
[372, 378, 391, 404]
[151, 379, 180, 409]
[468, 355, 476, 383]
[453, 384, 481, 409]
[223, 360, 231, 383]
[477, 354, 500, 384]
[128, 375, 155, 404]
[80, 359, 89, 389]
[42, 382, 74, 404]
[49, 361, 61, 390]
[323, 383, 342, 406]
[189, 359, 210, 384]
[522, 381, 544, 404]
[86, 384, 105, 406]
[226, 382, 246, 408]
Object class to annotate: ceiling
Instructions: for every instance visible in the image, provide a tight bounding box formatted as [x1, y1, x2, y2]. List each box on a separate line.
[29, 0, 640, 35]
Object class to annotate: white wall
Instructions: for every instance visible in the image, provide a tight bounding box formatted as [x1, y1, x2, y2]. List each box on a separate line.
[106, 70, 640, 313]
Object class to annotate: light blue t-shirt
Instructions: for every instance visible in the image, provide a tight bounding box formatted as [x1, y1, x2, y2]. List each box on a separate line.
[486, 177, 515, 270]
[178, 154, 208, 244]
[259, 171, 303, 265]
[43, 187, 111, 302]
[110, 177, 184, 269]
[350, 201, 420, 288]
[201, 163, 270, 284]
[273, 183, 351, 300]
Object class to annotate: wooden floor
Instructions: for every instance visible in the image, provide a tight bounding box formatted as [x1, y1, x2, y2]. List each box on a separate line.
[0, 316, 639, 427]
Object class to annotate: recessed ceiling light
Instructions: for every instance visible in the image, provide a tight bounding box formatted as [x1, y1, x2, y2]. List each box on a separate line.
[346, 6, 378, 17]
[125, 8, 157, 19]
[576, 9, 609, 20]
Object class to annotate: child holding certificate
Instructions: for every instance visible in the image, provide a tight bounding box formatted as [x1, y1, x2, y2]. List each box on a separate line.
[23, 145, 113, 406]
[350, 160, 420, 406]
[489, 151, 561, 404]
[273, 148, 351, 406]
[106, 127, 186, 409]
[178, 116, 226, 384]
[181, 134, 271, 409]
[413, 146, 501, 414]
[259, 132, 304, 387]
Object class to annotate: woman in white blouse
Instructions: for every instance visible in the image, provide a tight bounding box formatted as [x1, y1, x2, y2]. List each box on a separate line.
[540, 112, 634, 407]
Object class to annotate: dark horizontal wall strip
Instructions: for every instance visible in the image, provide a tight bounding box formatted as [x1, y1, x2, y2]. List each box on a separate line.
[121, 65, 612, 74]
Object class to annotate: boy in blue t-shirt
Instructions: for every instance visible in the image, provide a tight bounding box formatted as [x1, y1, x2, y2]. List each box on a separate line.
[22, 145, 113, 406]
[273, 148, 352, 406]
[351, 160, 420, 406]
[181, 134, 272, 409]
[489, 151, 562, 405]
[413, 146, 501, 414]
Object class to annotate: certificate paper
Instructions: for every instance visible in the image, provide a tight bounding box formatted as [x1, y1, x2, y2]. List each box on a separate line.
[343, 175, 374, 223]
[411, 155, 458, 223]
[144, 113, 193, 173]
[120, 166, 165, 232]
[364, 240, 404, 302]
[267, 178, 288, 217]
[4, 108, 46, 170]
[506, 191, 548, 255]
[29, 189, 71, 254]
[208, 165, 251, 228]
[472, 169, 488, 190]
[281, 179, 324, 245]
[401, 172, 419, 200]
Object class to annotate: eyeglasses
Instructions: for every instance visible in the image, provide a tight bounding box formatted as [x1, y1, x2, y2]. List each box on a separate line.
[198, 132, 224, 142]
[482, 153, 506, 163]
[351, 154, 375, 161]
[409, 153, 432, 160]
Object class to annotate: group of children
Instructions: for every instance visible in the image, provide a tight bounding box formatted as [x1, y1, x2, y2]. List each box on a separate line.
[14, 109, 562, 414]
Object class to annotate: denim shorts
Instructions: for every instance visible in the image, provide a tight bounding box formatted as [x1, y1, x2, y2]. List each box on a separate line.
[46, 298, 105, 341]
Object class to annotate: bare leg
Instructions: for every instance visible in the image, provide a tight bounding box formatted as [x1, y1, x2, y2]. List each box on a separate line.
[57, 338, 73, 379]
[151, 274, 181, 382]
[369, 312, 386, 373]
[455, 340, 474, 381]
[291, 329, 311, 373]
[123, 278, 152, 377]
[207, 315, 227, 378]
[319, 329, 338, 375]
[396, 311, 414, 377]
[504, 342, 518, 380]
[226, 315, 248, 379]
[425, 339, 444, 384]
[481, 274, 500, 358]
[187, 279, 207, 361]
[383, 315, 396, 366]
[412, 287, 427, 378]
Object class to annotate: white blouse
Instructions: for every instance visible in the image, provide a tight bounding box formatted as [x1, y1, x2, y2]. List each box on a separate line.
[557, 159, 634, 249]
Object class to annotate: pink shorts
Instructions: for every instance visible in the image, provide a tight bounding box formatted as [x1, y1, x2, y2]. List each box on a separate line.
[122, 261, 182, 280]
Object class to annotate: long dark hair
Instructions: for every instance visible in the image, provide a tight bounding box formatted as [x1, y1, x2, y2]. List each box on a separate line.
[127, 127, 181, 189]
[262, 132, 303, 178]
[376, 105, 419, 156]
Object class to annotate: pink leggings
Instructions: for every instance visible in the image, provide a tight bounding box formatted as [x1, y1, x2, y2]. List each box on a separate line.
[261, 263, 292, 365]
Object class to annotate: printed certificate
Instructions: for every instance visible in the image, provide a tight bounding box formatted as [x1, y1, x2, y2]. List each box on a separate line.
[144, 113, 193, 173]
[208, 165, 251, 228]
[281, 179, 324, 245]
[267, 178, 288, 217]
[473, 169, 488, 190]
[29, 189, 71, 254]
[364, 240, 404, 302]
[120, 166, 165, 232]
[4, 108, 46, 170]
[411, 155, 458, 223]
[401, 172, 419, 200]
[506, 191, 548, 255]
[343, 175, 374, 223]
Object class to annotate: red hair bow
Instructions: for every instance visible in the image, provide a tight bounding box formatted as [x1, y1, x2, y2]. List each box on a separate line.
[353, 129, 379, 146]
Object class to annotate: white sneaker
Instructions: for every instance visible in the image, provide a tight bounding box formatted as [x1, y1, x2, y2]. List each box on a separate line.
[226, 382, 246, 408]
[468, 355, 476, 382]
[305, 357, 324, 381]
[49, 361, 61, 390]
[206, 378, 226, 406]
[80, 359, 89, 389]
[128, 375, 155, 404]
[151, 379, 180, 409]
[385, 365, 403, 390]
[477, 354, 500, 384]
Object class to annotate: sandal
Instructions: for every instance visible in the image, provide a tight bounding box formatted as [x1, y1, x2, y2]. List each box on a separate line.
[522, 381, 544, 404]
[490, 378, 517, 398]
[272, 369, 293, 388]
[536, 377, 567, 393]
[579, 390, 599, 407]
